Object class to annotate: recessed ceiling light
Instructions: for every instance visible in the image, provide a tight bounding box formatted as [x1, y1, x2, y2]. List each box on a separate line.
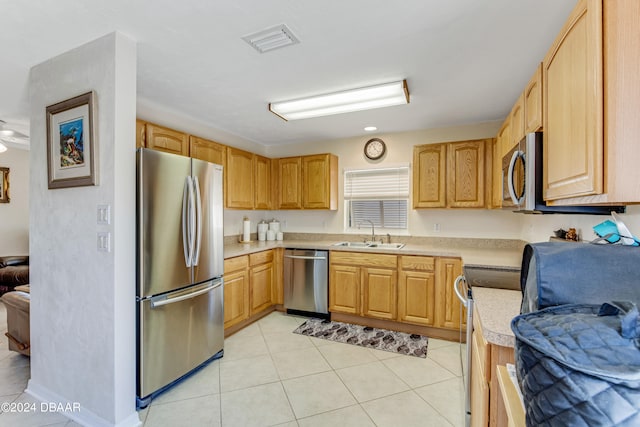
[364, 126, 377, 132]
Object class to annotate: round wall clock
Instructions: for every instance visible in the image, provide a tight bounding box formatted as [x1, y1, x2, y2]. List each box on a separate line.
[364, 138, 386, 160]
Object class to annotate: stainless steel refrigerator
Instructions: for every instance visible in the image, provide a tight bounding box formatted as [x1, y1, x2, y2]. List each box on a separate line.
[136, 148, 224, 408]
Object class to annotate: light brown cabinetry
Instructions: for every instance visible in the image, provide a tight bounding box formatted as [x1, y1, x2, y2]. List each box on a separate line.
[249, 251, 273, 315]
[145, 123, 189, 156]
[543, 0, 640, 205]
[136, 119, 146, 148]
[254, 155, 272, 210]
[435, 257, 464, 330]
[472, 306, 516, 427]
[329, 252, 397, 320]
[398, 256, 436, 326]
[277, 154, 338, 210]
[413, 140, 489, 209]
[226, 147, 255, 209]
[189, 136, 226, 166]
[509, 94, 525, 149]
[524, 64, 543, 134]
[272, 248, 284, 305]
[447, 140, 487, 208]
[223, 256, 250, 329]
[413, 143, 447, 208]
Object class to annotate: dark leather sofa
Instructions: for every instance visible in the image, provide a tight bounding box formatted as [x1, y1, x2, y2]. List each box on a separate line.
[0, 255, 29, 296]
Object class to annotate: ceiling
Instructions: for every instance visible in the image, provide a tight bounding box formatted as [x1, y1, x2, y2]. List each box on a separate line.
[0, 0, 576, 148]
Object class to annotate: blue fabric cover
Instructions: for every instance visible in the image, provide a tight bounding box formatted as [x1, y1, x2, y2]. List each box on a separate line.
[512, 303, 640, 426]
[520, 242, 640, 314]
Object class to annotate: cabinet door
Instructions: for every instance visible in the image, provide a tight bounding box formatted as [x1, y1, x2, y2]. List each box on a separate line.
[447, 141, 486, 208]
[413, 144, 446, 208]
[398, 270, 435, 326]
[329, 264, 360, 314]
[272, 248, 284, 305]
[543, 0, 603, 201]
[250, 262, 273, 315]
[361, 268, 397, 320]
[524, 64, 543, 133]
[470, 330, 490, 427]
[254, 155, 272, 210]
[302, 154, 337, 210]
[509, 93, 525, 148]
[189, 136, 226, 166]
[223, 269, 250, 329]
[226, 147, 255, 209]
[146, 123, 189, 156]
[278, 157, 302, 209]
[435, 257, 463, 330]
[136, 120, 146, 148]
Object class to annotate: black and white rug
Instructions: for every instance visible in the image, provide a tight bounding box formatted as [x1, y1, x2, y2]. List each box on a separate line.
[293, 318, 428, 358]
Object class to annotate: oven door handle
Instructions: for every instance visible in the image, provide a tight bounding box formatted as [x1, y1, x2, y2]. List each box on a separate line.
[454, 275, 469, 307]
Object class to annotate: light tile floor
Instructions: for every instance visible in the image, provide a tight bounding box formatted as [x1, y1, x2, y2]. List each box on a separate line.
[0, 302, 465, 427]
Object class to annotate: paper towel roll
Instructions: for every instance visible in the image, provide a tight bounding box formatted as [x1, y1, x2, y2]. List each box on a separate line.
[243, 218, 251, 242]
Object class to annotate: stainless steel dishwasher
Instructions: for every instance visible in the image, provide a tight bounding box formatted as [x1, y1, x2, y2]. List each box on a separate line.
[283, 249, 329, 318]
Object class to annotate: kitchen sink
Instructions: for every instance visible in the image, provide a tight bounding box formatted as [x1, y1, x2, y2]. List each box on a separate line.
[332, 241, 405, 249]
[366, 242, 406, 249]
[333, 241, 371, 248]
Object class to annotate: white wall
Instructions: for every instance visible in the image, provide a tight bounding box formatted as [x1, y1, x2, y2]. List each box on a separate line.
[223, 121, 526, 239]
[0, 146, 29, 255]
[28, 32, 138, 427]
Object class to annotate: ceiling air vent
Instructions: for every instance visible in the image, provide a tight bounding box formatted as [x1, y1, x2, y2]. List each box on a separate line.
[242, 24, 300, 54]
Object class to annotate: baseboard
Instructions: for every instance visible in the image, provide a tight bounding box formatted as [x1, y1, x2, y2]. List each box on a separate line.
[26, 380, 141, 427]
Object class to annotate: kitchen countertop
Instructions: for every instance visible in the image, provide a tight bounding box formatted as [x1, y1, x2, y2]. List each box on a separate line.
[472, 287, 522, 348]
[224, 239, 524, 268]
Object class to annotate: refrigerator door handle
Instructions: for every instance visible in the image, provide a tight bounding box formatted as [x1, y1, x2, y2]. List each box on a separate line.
[192, 176, 203, 266]
[182, 177, 192, 267]
[150, 281, 223, 308]
[186, 176, 197, 267]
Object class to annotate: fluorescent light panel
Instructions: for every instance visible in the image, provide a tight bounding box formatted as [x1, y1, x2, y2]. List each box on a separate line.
[270, 80, 409, 121]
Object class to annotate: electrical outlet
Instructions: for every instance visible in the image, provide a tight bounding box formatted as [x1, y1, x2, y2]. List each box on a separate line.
[433, 223, 441, 232]
[98, 232, 111, 252]
[97, 204, 111, 225]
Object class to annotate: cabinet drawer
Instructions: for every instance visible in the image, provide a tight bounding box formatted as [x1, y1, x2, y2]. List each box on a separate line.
[399, 255, 435, 271]
[330, 251, 397, 268]
[250, 250, 273, 266]
[224, 255, 248, 273]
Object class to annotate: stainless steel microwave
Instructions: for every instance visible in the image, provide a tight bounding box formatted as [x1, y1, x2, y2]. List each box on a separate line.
[501, 132, 624, 214]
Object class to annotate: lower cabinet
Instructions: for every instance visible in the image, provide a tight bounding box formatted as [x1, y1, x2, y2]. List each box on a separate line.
[398, 256, 436, 326]
[329, 252, 397, 320]
[435, 257, 464, 330]
[223, 256, 250, 329]
[224, 250, 275, 331]
[472, 306, 515, 427]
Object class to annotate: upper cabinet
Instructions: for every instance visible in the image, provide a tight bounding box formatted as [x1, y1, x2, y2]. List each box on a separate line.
[413, 139, 490, 209]
[542, 0, 640, 205]
[277, 154, 338, 210]
[524, 64, 543, 134]
[509, 93, 525, 149]
[254, 155, 272, 210]
[190, 136, 226, 166]
[226, 147, 255, 209]
[302, 154, 338, 210]
[543, 0, 603, 201]
[145, 123, 189, 156]
[136, 119, 146, 149]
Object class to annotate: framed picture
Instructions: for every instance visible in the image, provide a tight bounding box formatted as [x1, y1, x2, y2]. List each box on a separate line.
[0, 167, 9, 203]
[46, 91, 97, 189]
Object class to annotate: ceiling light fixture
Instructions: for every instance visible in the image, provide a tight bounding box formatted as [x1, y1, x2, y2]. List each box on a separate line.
[364, 126, 377, 132]
[269, 80, 409, 121]
[243, 24, 300, 54]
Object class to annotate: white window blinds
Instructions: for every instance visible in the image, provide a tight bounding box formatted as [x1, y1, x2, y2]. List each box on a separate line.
[344, 166, 409, 229]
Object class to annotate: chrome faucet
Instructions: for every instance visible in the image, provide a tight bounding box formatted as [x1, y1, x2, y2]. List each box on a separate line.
[358, 220, 375, 242]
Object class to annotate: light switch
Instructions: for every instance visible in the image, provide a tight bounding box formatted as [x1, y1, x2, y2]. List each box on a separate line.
[98, 232, 111, 252]
[97, 204, 111, 225]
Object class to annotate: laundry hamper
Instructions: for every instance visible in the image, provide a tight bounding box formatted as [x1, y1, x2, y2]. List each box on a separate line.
[512, 302, 640, 426]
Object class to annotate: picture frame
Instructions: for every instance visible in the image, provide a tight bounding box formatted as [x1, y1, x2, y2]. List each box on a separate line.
[0, 167, 9, 203]
[46, 91, 97, 189]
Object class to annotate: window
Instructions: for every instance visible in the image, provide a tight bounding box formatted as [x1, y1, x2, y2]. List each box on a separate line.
[344, 166, 409, 231]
